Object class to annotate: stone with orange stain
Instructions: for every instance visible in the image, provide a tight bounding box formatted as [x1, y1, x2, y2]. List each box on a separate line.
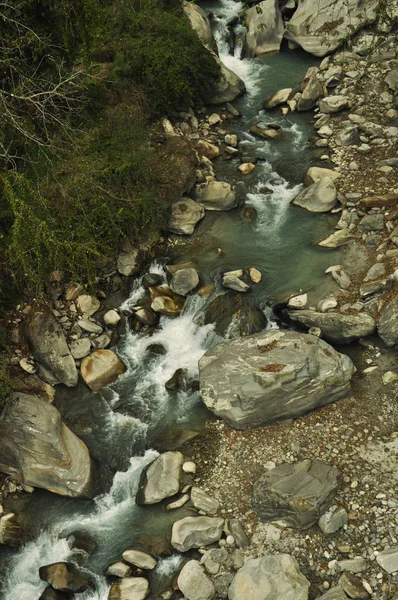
[81, 350, 127, 392]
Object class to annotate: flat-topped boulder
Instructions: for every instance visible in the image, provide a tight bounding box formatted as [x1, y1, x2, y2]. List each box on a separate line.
[136, 451, 183, 505]
[108, 577, 149, 600]
[288, 310, 376, 344]
[195, 182, 237, 211]
[122, 549, 157, 570]
[25, 306, 78, 387]
[167, 199, 205, 235]
[304, 167, 340, 186]
[292, 177, 337, 212]
[0, 393, 95, 497]
[199, 330, 355, 429]
[229, 554, 310, 600]
[171, 516, 224, 552]
[284, 0, 379, 57]
[81, 350, 126, 392]
[252, 459, 340, 529]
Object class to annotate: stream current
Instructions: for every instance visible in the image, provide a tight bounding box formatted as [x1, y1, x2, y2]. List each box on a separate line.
[0, 1, 341, 598]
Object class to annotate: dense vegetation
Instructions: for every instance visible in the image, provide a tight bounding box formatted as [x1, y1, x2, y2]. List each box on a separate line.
[0, 0, 220, 300]
[0, 0, 220, 402]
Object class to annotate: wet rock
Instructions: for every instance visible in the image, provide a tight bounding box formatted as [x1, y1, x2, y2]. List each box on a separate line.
[319, 96, 349, 114]
[222, 274, 250, 293]
[249, 267, 262, 283]
[167, 199, 205, 235]
[146, 344, 166, 356]
[66, 530, 97, 558]
[191, 487, 219, 515]
[177, 560, 215, 600]
[0, 393, 95, 497]
[195, 182, 237, 211]
[195, 292, 267, 338]
[134, 307, 159, 327]
[319, 506, 348, 534]
[264, 88, 292, 109]
[245, 0, 284, 57]
[165, 368, 189, 392]
[287, 310, 375, 344]
[25, 306, 78, 387]
[81, 350, 126, 392]
[149, 285, 185, 317]
[238, 162, 255, 175]
[250, 124, 281, 140]
[292, 177, 337, 212]
[318, 229, 358, 248]
[106, 562, 132, 578]
[171, 268, 199, 296]
[376, 546, 398, 573]
[108, 577, 149, 600]
[122, 549, 157, 570]
[136, 451, 183, 505]
[339, 573, 369, 599]
[0, 513, 24, 548]
[229, 554, 309, 600]
[199, 330, 355, 429]
[304, 167, 341, 186]
[208, 51, 246, 104]
[171, 516, 224, 552]
[297, 77, 323, 111]
[39, 562, 92, 593]
[142, 273, 163, 289]
[39, 588, 72, 600]
[284, 0, 379, 57]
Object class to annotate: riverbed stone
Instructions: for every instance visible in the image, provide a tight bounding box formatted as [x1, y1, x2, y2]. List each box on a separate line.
[25, 306, 78, 387]
[0, 393, 95, 497]
[358, 213, 384, 232]
[245, 0, 284, 57]
[376, 546, 398, 573]
[39, 588, 72, 600]
[378, 294, 398, 346]
[222, 274, 250, 293]
[318, 506, 348, 534]
[149, 285, 185, 317]
[304, 167, 341, 186]
[250, 124, 281, 140]
[39, 562, 92, 593]
[122, 549, 157, 570]
[171, 268, 199, 296]
[70, 338, 91, 360]
[252, 460, 340, 529]
[108, 577, 149, 600]
[199, 330, 355, 429]
[292, 177, 337, 212]
[318, 229, 358, 248]
[104, 310, 121, 328]
[264, 88, 292, 109]
[284, 0, 379, 57]
[228, 554, 310, 600]
[339, 573, 369, 599]
[76, 295, 100, 317]
[319, 96, 349, 114]
[81, 350, 126, 392]
[117, 243, 140, 277]
[287, 311, 376, 344]
[195, 182, 237, 211]
[191, 487, 220, 515]
[297, 77, 323, 111]
[171, 516, 224, 552]
[178, 560, 215, 600]
[167, 199, 205, 235]
[136, 451, 183, 505]
[106, 561, 132, 578]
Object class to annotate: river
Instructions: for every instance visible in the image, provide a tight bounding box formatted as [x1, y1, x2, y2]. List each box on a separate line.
[0, 1, 341, 598]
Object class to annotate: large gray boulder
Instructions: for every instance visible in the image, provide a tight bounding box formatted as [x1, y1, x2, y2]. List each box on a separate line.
[171, 516, 224, 552]
[288, 310, 376, 344]
[167, 199, 205, 236]
[209, 52, 246, 104]
[183, 1, 217, 52]
[199, 330, 355, 429]
[292, 177, 337, 212]
[245, 0, 285, 57]
[195, 182, 237, 211]
[284, 0, 379, 57]
[178, 560, 215, 600]
[171, 268, 199, 296]
[228, 554, 310, 600]
[378, 294, 398, 347]
[252, 460, 340, 529]
[136, 451, 183, 505]
[0, 393, 95, 497]
[25, 306, 78, 387]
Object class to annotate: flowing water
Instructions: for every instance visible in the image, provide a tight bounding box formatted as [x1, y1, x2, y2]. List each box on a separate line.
[0, 2, 341, 598]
